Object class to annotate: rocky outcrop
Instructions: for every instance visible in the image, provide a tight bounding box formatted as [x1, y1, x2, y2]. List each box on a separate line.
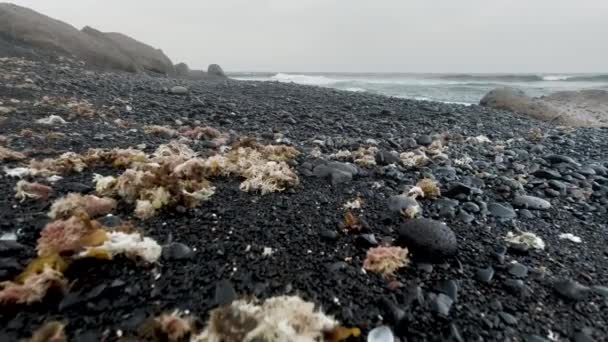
[174, 63, 190, 77]
[208, 64, 226, 78]
[174, 62, 228, 80]
[480, 87, 608, 127]
[0, 3, 172, 74]
[99, 31, 174, 74]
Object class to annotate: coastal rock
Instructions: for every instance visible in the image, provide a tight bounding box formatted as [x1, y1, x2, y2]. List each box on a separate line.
[487, 202, 517, 219]
[513, 195, 552, 210]
[480, 87, 608, 127]
[0, 3, 174, 74]
[398, 219, 457, 259]
[170, 86, 189, 95]
[553, 279, 591, 301]
[174, 62, 190, 77]
[208, 64, 226, 77]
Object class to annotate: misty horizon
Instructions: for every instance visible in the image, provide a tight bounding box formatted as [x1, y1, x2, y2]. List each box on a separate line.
[6, 0, 608, 73]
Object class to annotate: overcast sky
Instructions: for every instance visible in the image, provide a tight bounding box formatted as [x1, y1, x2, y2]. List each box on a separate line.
[9, 0, 608, 73]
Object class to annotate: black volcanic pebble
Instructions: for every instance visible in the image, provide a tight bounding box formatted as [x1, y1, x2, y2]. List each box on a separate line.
[398, 218, 457, 259]
[162, 242, 194, 260]
[417, 134, 433, 146]
[435, 280, 459, 302]
[487, 202, 517, 219]
[375, 150, 400, 166]
[508, 262, 528, 278]
[553, 279, 591, 301]
[476, 267, 495, 283]
[214, 279, 237, 306]
[513, 195, 552, 210]
[430, 293, 453, 316]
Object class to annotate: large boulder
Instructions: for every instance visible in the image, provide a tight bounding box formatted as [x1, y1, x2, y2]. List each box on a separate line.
[480, 87, 608, 127]
[175, 63, 191, 77]
[0, 3, 173, 74]
[208, 64, 226, 78]
[480, 87, 561, 122]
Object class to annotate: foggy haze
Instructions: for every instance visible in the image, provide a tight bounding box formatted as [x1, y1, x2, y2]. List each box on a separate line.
[8, 0, 608, 73]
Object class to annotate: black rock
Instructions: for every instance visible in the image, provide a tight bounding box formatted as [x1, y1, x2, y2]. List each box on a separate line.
[0, 240, 25, 254]
[214, 279, 237, 306]
[403, 138, 418, 149]
[592, 285, 608, 297]
[544, 154, 579, 165]
[162, 242, 194, 260]
[553, 279, 591, 301]
[498, 312, 518, 325]
[398, 219, 457, 259]
[513, 195, 552, 210]
[375, 150, 400, 166]
[457, 210, 475, 223]
[435, 280, 459, 302]
[504, 279, 528, 295]
[508, 262, 528, 278]
[533, 169, 562, 180]
[62, 182, 93, 193]
[488, 202, 517, 219]
[475, 267, 495, 284]
[388, 195, 420, 215]
[96, 215, 121, 227]
[331, 170, 352, 185]
[445, 182, 480, 198]
[430, 293, 453, 316]
[356, 234, 378, 247]
[417, 134, 433, 146]
[378, 297, 406, 324]
[416, 263, 433, 273]
[573, 330, 596, 342]
[320, 229, 338, 241]
[523, 335, 550, 342]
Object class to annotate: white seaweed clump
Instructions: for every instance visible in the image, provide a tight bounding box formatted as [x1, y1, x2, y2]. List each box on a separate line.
[505, 231, 545, 250]
[80, 231, 162, 263]
[193, 295, 337, 342]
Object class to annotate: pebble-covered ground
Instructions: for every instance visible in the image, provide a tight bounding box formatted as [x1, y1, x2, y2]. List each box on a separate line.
[0, 54, 607, 342]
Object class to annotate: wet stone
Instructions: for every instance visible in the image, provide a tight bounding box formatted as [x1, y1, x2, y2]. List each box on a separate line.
[508, 262, 528, 278]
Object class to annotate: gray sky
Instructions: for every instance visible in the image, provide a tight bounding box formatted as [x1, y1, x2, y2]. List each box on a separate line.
[9, 0, 608, 73]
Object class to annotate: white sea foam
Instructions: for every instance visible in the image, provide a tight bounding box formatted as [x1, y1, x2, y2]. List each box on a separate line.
[270, 73, 337, 85]
[542, 75, 572, 81]
[345, 87, 366, 92]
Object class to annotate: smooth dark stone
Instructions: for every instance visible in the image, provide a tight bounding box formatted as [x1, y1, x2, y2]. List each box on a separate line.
[553, 279, 591, 301]
[356, 234, 378, 247]
[488, 202, 517, 219]
[162, 242, 194, 261]
[499, 312, 518, 325]
[398, 219, 457, 259]
[320, 229, 338, 241]
[533, 169, 562, 180]
[435, 280, 459, 302]
[476, 267, 495, 283]
[513, 195, 552, 210]
[430, 293, 453, 316]
[508, 262, 528, 278]
[417, 134, 433, 146]
[214, 279, 237, 306]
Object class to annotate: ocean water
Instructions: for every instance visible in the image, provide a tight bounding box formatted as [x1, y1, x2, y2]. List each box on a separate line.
[231, 72, 608, 105]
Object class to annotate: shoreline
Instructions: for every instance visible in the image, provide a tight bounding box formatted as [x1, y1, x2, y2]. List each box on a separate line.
[1, 55, 608, 341]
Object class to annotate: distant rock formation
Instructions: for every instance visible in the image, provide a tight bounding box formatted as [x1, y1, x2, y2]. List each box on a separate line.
[208, 64, 226, 77]
[174, 62, 190, 77]
[98, 31, 174, 74]
[0, 3, 173, 74]
[174, 62, 228, 80]
[480, 87, 608, 127]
